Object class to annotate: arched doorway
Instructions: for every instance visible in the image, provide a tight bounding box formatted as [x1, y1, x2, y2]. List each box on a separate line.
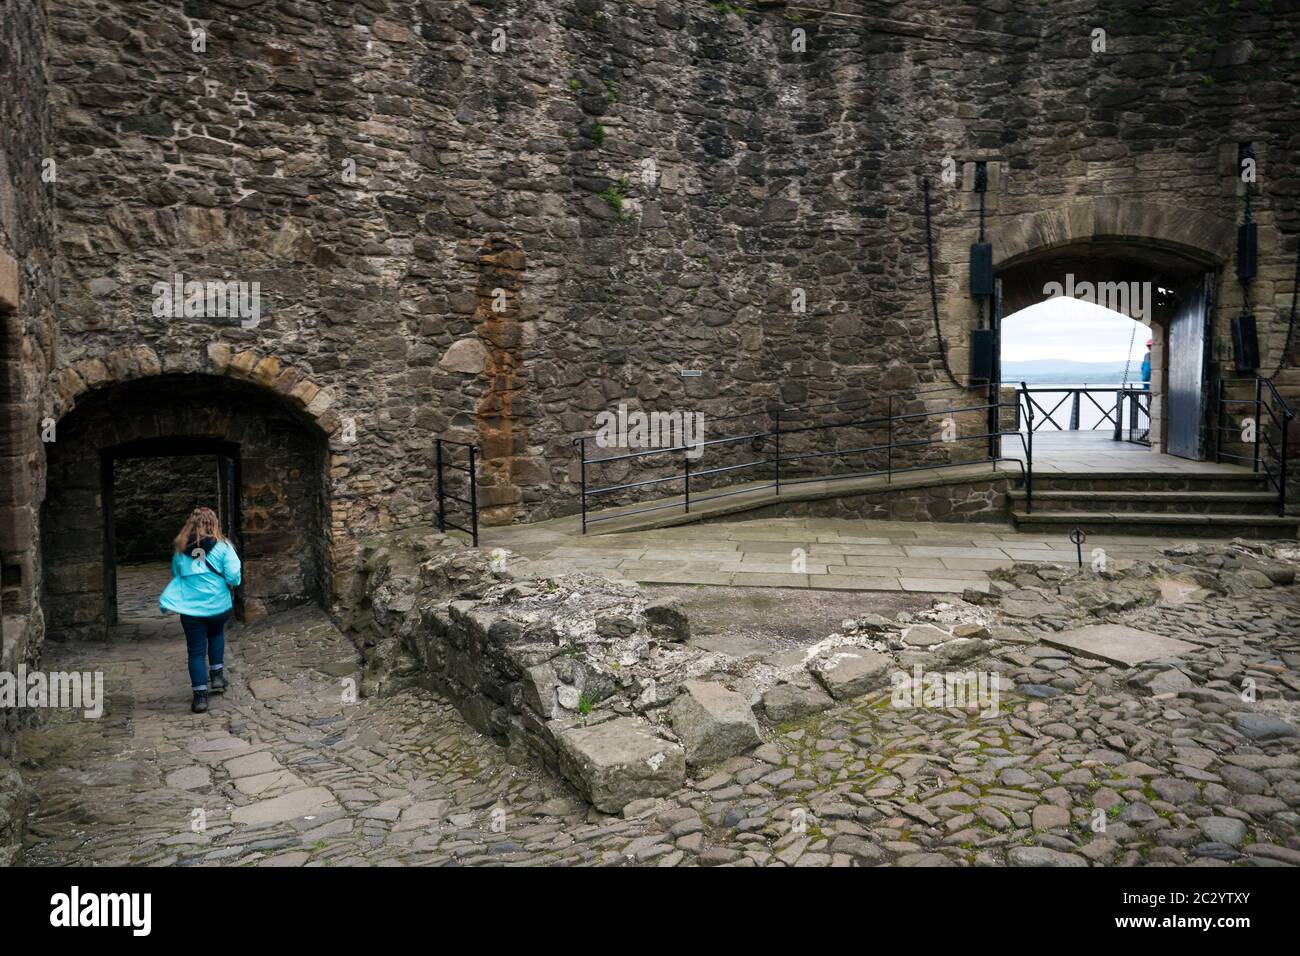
[985, 201, 1234, 465]
[42, 374, 331, 640]
[995, 241, 1214, 458]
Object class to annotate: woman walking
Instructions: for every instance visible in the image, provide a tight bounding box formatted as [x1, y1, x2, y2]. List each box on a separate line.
[159, 507, 242, 713]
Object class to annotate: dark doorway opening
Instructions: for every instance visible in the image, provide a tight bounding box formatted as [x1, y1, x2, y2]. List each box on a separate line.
[102, 438, 242, 626]
[44, 374, 330, 641]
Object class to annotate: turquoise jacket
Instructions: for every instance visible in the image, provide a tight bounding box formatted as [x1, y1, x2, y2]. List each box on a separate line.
[159, 537, 242, 617]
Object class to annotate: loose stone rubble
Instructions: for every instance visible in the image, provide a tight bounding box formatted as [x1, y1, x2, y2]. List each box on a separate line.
[353, 529, 1300, 837]
[354, 529, 1021, 810]
[0, 766, 28, 867]
[670, 681, 762, 769]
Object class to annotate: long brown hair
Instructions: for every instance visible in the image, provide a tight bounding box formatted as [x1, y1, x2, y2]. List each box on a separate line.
[174, 506, 225, 553]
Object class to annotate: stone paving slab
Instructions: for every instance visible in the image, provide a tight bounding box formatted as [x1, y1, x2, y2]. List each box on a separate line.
[942, 557, 1014, 571]
[1002, 549, 1077, 562]
[901, 578, 991, 593]
[488, 516, 1243, 595]
[730, 572, 811, 588]
[846, 555, 946, 570]
[230, 787, 340, 826]
[164, 766, 211, 791]
[235, 769, 307, 798]
[634, 570, 737, 586]
[816, 577, 904, 591]
[224, 750, 282, 778]
[904, 546, 1010, 559]
[824, 564, 899, 577]
[1043, 624, 1201, 667]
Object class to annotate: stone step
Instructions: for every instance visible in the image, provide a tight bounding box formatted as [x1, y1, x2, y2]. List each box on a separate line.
[1008, 489, 1281, 515]
[1031, 472, 1271, 493]
[1011, 509, 1300, 539]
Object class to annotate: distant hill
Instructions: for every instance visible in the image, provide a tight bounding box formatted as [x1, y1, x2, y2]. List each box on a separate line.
[1001, 359, 1139, 385]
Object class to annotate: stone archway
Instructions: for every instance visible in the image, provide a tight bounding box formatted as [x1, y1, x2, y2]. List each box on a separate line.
[990, 198, 1236, 273]
[46, 344, 344, 432]
[42, 346, 345, 640]
[985, 200, 1236, 458]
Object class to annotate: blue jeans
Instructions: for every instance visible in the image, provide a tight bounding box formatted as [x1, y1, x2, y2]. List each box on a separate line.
[180, 611, 229, 691]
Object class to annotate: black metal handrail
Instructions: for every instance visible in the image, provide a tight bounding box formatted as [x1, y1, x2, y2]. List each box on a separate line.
[1017, 385, 1139, 434]
[566, 382, 971, 446]
[435, 437, 479, 546]
[574, 391, 1032, 532]
[1215, 377, 1292, 516]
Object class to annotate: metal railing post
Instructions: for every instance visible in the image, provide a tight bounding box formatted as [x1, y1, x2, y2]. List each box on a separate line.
[1069, 390, 1080, 431]
[1279, 401, 1289, 517]
[1214, 379, 1224, 463]
[1021, 381, 1033, 514]
[1254, 377, 1263, 473]
[683, 447, 691, 514]
[1113, 390, 1122, 442]
[887, 394, 893, 484]
[435, 438, 446, 533]
[579, 438, 587, 534]
[468, 444, 479, 547]
[988, 381, 999, 459]
[774, 409, 781, 494]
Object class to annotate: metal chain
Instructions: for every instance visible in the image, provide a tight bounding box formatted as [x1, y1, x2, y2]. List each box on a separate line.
[1266, 233, 1300, 380]
[1121, 319, 1139, 386]
[1241, 164, 1254, 315]
[923, 177, 964, 388]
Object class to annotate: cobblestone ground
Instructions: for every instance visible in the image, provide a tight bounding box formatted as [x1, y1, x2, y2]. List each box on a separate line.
[20, 564, 1300, 866]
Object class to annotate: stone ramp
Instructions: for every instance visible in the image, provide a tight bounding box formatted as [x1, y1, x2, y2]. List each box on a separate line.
[576, 461, 1022, 535]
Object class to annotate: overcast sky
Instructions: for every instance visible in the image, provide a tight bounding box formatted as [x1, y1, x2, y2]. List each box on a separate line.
[1002, 296, 1150, 364]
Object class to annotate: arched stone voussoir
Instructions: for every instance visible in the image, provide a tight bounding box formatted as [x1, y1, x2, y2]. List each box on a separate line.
[103, 345, 163, 384]
[49, 343, 342, 441]
[993, 199, 1237, 270]
[206, 343, 338, 431]
[48, 346, 163, 419]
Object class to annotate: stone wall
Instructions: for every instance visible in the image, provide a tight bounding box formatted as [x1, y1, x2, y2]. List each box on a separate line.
[931, 6, 1300, 486]
[0, 0, 57, 864]
[356, 528, 697, 810]
[17, 3, 1300, 602]
[113, 455, 221, 563]
[7, 0, 1298, 863]
[38, 0, 1300, 554]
